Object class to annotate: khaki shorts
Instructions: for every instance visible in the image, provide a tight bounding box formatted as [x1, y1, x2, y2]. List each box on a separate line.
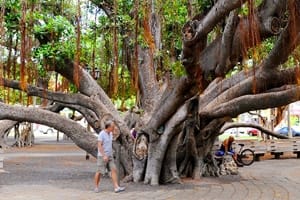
[96, 156, 116, 174]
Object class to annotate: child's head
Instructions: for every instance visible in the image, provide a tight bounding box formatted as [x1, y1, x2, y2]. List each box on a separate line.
[229, 135, 235, 142]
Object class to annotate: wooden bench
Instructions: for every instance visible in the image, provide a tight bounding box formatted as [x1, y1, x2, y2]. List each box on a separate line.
[248, 141, 267, 161]
[267, 139, 300, 159]
[215, 138, 300, 161]
[291, 139, 300, 158]
[232, 140, 267, 161]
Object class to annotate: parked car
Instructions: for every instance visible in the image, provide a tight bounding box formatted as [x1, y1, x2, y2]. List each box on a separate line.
[224, 128, 238, 135]
[276, 127, 300, 137]
[236, 127, 259, 136]
[224, 127, 258, 137]
[247, 128, 259, 136]
[32, 124, 55, 135]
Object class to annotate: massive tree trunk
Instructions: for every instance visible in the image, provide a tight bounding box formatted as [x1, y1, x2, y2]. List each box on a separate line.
[0, 120, 18, 148]
[1, 0, 300, 186]
[134, 0, 300, 185]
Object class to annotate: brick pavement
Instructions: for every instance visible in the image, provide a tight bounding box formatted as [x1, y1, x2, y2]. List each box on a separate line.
[1, 144, 300, 200]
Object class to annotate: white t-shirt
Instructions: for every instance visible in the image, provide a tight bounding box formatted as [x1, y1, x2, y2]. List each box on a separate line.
[97, 130, 113, 157]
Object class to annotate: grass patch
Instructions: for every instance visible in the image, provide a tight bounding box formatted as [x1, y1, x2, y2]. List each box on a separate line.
[218, 133, 260, 141]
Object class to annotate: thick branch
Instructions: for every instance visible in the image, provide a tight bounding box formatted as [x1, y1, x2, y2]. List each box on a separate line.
[54, 60, 124, 126]
[58, 103, 99, 131]
[90, 0, 160, 114]
[199, 68, 255, 111]
[2, 78, 100, 114]
[144, 77, 197, 137]
[2, 79, 104, 120]
[201, 85, 300, 119]
[203, 65, 298, 112]
[0, 103, 67, 146]
[27, 87, 109, 120]
[263, 1, 300, 70]
[59, 62, 131, 143]
[144, 103, 188, 185]
[195, 0, 245, 38]
[39, 90, 131, 144]
[1, 78, 131, 142]
[138, 47, 159, 113]
[0, 120, 18, 147]
[0, 103, 98, 156]
[44, 103, 65, 113]
[215, 11, 239, 76]
[257, 0, 287, 36]
[197, 117, 230, 142]
[184, 0, 289, 83]
[220, 122, 288, 139]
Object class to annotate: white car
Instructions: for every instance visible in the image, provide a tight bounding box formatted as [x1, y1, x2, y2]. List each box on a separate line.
[224, 127, 258, 136]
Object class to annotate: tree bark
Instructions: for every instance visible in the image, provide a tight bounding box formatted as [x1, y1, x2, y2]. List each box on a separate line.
[0, 120, 18, 148]
[138, 47, 159, 114]
[0, 103, 98, 156]
[143, 104, 188, 185]
[201, 85, 300, 120]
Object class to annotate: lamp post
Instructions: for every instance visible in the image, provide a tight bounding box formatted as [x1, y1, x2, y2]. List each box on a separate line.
[288, 104, 292, 138]
[94, 69, 100, 80]
[84, 66, 100, 80]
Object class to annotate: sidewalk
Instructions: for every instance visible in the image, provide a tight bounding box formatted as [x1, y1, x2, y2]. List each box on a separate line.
[1, 143, 300, 200]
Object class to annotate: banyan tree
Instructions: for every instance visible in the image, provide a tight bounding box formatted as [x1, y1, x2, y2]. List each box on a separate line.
[0, 0, 300, 185]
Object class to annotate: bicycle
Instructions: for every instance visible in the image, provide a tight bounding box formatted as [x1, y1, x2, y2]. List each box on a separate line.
[215, 143, 255, 167]
[234, 143, 255, 166]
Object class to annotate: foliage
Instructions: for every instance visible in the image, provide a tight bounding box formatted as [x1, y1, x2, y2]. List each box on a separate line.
[69, 83, 78, 93]
[3, 0, 21, 34]
[239, 0, 263, 15]
[2, 0, 299, 106]
[1, 0, 199, 103]
[197, 0, 213, 12]
[39, 0, 77, 21]
[33, 15, 75, 42]
[114, 95, 136, 111]
[32, 15, 75, 76]
[158, 0, 189, 76]
[284, 45, 300, 68]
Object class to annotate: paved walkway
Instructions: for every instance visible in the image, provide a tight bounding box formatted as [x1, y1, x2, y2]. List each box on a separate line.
[1, 144, 300, 200]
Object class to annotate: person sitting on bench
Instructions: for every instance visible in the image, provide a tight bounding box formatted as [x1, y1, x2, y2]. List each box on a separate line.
[216, 136, 235, 158]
